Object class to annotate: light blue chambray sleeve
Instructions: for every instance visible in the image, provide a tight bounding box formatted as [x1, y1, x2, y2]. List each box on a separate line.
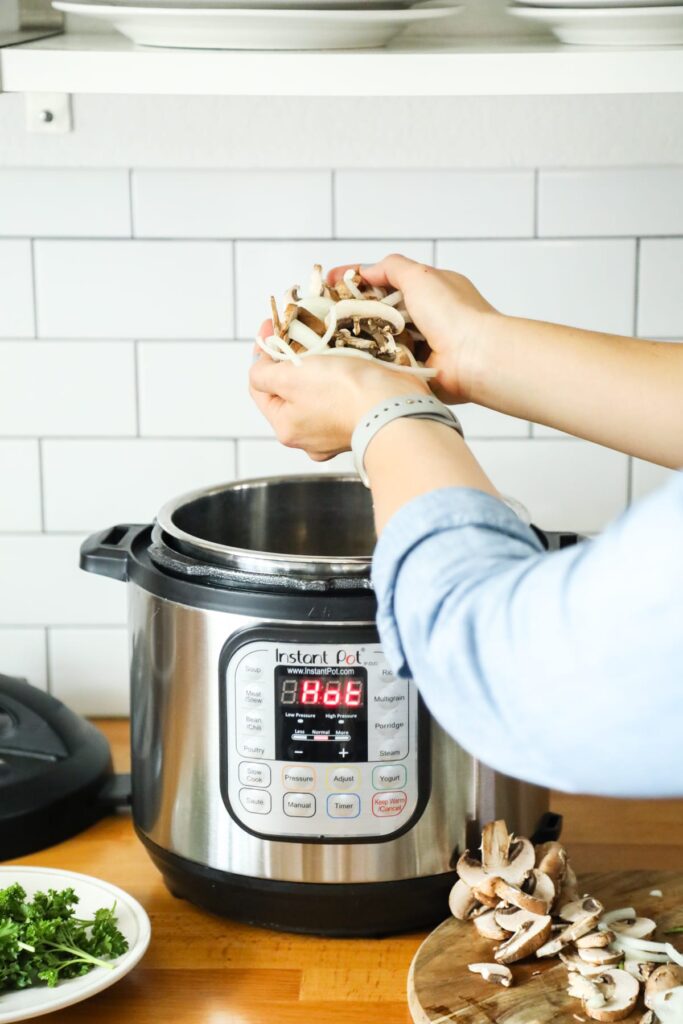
[371, 475, 683, 797]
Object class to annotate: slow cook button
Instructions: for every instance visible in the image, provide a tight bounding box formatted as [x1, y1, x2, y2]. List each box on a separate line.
[327, 766, 360, 791]
[282, 765, 315, 790]
[327, 793, 360, 818]
[372, 764, 406, 790]
[372, 791, 408, 817]
[283, 792, 316, 818]
[239, 787, 272, 815]
[238, 736, 273, 760]
[238, 761, 271, 788]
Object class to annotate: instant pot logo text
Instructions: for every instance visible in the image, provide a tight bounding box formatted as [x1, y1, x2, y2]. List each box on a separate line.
[275, 649, 362, 666]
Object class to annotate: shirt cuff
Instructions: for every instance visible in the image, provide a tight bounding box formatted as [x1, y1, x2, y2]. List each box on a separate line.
[371, 487, 544, 677]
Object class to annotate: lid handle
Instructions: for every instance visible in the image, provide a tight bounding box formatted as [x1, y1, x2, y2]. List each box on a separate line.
[80, 524, 145, 582]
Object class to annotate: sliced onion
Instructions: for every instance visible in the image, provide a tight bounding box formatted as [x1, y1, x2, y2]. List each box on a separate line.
[310, 346, 436, 378]
[333, 299, 405, 334]
[599, 909, 637, 929]
[288, 319, 324, 351]
[667, 944, 683, 968]
[380, 289, 404, 307]
[343, 268, 364, 300]
[306, 265, 324, 298]
[255, 333, 301, 364]
[297, 296, 333, 320]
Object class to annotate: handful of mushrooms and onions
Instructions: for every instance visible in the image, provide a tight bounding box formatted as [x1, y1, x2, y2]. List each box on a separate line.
[453, 820, 683, 1022]
[257, 264, 436, 379]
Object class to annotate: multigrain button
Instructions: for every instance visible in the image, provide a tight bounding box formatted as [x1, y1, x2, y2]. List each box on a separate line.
[239, 788, 272, 815]
[373, 764, 406, 790]
[283, 793, 316, 817]
[282, 765, 315, 790]
[327, 766, 360, 791]
[327, 793, 360, 818]
[370, 680, 408, 711]
[372, 791, 407, 817]
[238, 761, 271, 788]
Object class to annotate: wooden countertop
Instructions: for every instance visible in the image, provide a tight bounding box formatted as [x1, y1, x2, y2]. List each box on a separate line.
[7, 719, 683, 1024]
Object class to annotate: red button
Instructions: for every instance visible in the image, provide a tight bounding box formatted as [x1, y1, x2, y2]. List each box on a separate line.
[372, 791, 407, 817]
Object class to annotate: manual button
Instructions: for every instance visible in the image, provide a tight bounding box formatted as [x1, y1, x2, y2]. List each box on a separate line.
[327, 793, 360, 818]
[372, 791, 408, 817]
[283, 793, 316, 818]
[373, 764, 406, 790]
[239, 788, 272, 815]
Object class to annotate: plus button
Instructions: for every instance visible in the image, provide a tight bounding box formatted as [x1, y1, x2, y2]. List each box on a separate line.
[339, 747, 349, 759]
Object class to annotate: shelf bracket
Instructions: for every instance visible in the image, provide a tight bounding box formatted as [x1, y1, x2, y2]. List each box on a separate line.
[25, 91, 72, 133]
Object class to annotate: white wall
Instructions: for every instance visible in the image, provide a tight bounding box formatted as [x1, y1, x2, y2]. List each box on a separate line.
[0, 164, 679, 715]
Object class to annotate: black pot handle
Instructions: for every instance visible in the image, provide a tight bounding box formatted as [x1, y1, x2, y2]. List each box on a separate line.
[80, 524, 146, 582]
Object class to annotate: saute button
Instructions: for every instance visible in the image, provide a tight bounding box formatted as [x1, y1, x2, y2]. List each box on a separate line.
[327, 793, 360, 818]
[372, 764, 406, 790]
[372, 791, 407, 817]
[239, 788, 272, 815]
[283, 793, 316, 817]
[282, 765, 315, 790]
[327, 766, 360, 791]
[238, 761, 271, 788]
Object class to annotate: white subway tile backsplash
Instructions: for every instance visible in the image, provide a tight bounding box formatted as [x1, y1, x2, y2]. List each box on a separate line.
[335, 171, 534, 239]
[637, 239, 683, 338]
[632, 459, 679, 500]
[0, 442, 41, 531]
[50, 628, 129, 716]
[238, 440, 354, 479]
[469, 439, 628, 534]
[436, 239, 635, 336]
[138, 341, 266, 437]
[0, 342, 136, 436]
[0, 535, 126, 626]
[0, 170, 131, 238]
[0, 629, 47, 690]
[456, 405, 529, 438]
[132, 170, 332, 239]
[34, 241, 233, 339]
[0, 241, 34, 337]
[235, 240, 432, 338]
[539, 168, 683, 238]
[43, 440, 236, 532]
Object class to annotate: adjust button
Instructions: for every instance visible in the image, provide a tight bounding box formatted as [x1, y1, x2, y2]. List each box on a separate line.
[282, 765, 315, 790]
[327, 766, 360, 791]
[373, 764, 406, 790]
[239, 788, 272, 815]
[327, 793, 360, 818]
[283, 793, 316, 818]
[238, 761, 271, 788]
[372, 791, 408, 817]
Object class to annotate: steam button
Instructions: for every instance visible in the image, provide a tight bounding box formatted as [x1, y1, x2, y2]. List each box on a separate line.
[239, 788, 272, 815]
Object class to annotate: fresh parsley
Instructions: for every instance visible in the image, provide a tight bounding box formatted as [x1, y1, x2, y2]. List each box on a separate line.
[0, 883, 128, 993]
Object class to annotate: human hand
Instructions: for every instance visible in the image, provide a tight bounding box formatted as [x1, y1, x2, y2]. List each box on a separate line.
[249, 323, 430, 461]
[329, 255, 500, 405]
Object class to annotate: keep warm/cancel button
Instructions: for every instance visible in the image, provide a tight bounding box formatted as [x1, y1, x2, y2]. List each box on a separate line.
[372, 791, 407, 817]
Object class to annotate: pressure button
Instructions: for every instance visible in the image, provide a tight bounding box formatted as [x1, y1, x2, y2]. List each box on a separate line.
[282, 765, 315, 790]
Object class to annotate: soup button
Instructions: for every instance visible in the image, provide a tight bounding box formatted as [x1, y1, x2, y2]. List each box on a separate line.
[372, 791, 407, 817]
[372, 764, 406, 790]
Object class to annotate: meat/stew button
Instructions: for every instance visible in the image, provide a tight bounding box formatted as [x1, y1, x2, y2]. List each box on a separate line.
[372, 791, 408, 817]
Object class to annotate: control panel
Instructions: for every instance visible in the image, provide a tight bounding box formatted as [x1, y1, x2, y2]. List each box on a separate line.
[220, 631, 425, 841]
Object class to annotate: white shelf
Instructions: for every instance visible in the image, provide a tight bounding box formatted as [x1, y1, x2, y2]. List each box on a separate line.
[2, 31, 683, 97]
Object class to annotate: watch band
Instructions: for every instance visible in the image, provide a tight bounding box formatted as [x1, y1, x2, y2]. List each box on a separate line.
[351, 394, 464, 487]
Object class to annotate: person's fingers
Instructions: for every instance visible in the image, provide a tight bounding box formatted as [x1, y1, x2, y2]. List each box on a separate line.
[326, 264, 360, 285]
[249, 354, 296, 398]
[359, 254, 425, 291]
[258, 318, 274, 340]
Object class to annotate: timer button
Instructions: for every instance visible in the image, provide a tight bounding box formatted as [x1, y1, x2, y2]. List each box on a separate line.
[327, 766, 360, 791]
[372, 764, 407, 790]
[238, 761, 271, 788]
[327, 793, 360, 819]
[282, 765, 316, 790]
[372, 791, 407, 817]
[283, 792, 316, 818]
[239, 788, 272, 815]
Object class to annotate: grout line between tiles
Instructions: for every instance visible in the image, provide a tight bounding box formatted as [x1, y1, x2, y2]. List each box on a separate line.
[44, 627, 52, 695]
[37, 439, 46, 532]
[128, 168, 135, 238]
[533, 169, 539, 238]
[234, 439, 240, 479]
[330, 170, 337, 239]
[626, 456, 634, 506]
[28, 238, 38, 338]
[133, 340, 141, 436]
[633, 236, 641, 337]
[231, 239, 239, 339]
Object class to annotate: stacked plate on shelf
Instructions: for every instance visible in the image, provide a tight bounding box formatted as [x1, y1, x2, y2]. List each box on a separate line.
[52, 0, 461, 49]
[508, 0, 683, 45]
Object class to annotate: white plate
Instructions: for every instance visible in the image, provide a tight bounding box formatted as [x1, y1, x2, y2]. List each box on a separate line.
[510, 3, 683, 42]
[0, 866, 151, 1024]
[53, 2, 459, 48]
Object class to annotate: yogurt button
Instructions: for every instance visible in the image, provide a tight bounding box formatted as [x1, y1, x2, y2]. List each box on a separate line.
[282, 765, 315, 790]
[283, 793, 316, 818]
[239, 788, 272, 815]
[327, 794, 360, 818]
[372, 791, 408, 817]
[373, 764, 406, 790]
[238, 761, 271, 788]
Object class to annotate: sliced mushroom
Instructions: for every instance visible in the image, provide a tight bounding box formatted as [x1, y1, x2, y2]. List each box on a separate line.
[495, 907, 540, 933]
[494, 878, 549, 916]
[624, 960, 657, 983]
[555, 863, 581, 913]
[473, 910, 508, 942]
[644, 964, 683, 1009]
[560, 897, 604, 924]
[535, 841, 568, 890]
[456, 852, 500, 902]
[480, 820, 535, 885]
[448, 878, 481, 921]
[296, 305, 327, 336]
[537, 904, 605, 959]
[561, 950, 615, 979]
[576, 931, 616, 949]
[523, 870, 556, 912]
[494, 915, 552, 964]
[577, 948, 623, 967]
[582, 969, 639, 1022]
[612, 918, 657, 940]
[567, 974, 608, 1010]
[467, 963, 513, 987]
[639, 1012, 656, 1024]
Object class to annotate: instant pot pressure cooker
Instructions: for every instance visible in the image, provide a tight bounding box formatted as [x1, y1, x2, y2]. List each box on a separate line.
[81, 475, 572, 936]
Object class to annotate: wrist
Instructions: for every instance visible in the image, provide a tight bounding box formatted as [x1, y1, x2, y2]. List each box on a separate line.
[459, 310, 509, 404]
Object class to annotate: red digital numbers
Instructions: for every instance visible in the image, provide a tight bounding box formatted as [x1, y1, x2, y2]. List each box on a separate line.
[295, 678, 363, 707]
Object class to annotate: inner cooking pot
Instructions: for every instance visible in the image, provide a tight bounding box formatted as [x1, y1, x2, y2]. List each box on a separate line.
[155, 475, 377, 578]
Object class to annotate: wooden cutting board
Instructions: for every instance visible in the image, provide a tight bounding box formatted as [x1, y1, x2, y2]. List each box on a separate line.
[408, 871, 683, 1024]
